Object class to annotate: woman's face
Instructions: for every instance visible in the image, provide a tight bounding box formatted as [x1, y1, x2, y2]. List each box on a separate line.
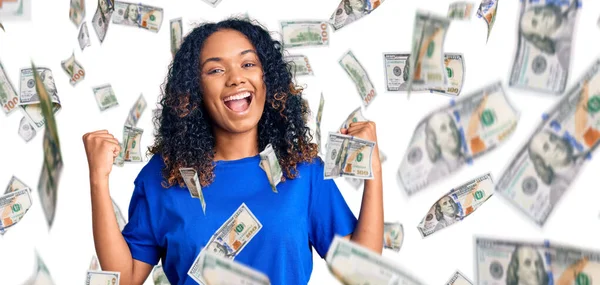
[200, 29, 266, 135]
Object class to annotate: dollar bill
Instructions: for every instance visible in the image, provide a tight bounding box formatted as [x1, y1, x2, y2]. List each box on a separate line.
[284, 54, 314, 76]
[339, 106, 368, 130]
[170, 18, 183, 58]
[0, 0, 31, 21]
[153, 263, 171, 285]
[22, 250, 55, 285]
[0, 189, 32, 232]
[329, 0, 384, 31]
[125, 93, 146, 126]
[407, 11, 450, 96]
[444, 271, 472, 285]
[85, 270, 120, 285]
[192, 251, 270, 285]
[475, 237, 600, 285]
[508, 0, 579, 94]
[1, 175, 31, 235]
[259, 144, 282, 193]
[110, 196, 126, 231]
[69, 0, 85, 27]
[383, 222, 403, 252]
[112, 1, 163, 32]
[339, 50, 377, 107]
[113, 140, 125, 167]
[417, 173, 493, 237]
[476, 0, 499, 42]
[280, 21, 329, 48]
[316, 92, 324, 153]
[496, 59, 600, 226]
[89, 255, 100, 271]
[326, 236, 426, 285]
[448, 2, 474, 20]
[31, 64, 63, 229]
[138, 3, 163, 32]
[200, 0, 224, 7]
[92, 84, 119, 111]
[383, 53, 465, 96]
[92, 0, 114, 43]
[60, 53, 85, 86]
[398, 81, 519, 196]
[79, 21, 91, 51]
[325, 132, 375, 180]
[122, 125, 143, 162]
[346, 150, 386, 189]
[0, 59, 19, 114]
[18, 67, 61, 130]
[179, 167, 207, 214]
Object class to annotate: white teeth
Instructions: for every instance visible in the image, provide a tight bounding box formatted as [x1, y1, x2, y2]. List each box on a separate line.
[223, 92, 251, 102]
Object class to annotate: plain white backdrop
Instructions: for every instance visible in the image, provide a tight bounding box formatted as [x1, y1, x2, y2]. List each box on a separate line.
[0, 0, 599, 284]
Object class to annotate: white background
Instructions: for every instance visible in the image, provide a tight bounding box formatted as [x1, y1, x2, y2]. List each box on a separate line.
[1, 0, 600, 284]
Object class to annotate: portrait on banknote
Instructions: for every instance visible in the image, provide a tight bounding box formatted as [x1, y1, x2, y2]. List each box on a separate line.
[424, 112, 464, 179]
[122, 4, 140, 25]
[506, 246, 549, 285]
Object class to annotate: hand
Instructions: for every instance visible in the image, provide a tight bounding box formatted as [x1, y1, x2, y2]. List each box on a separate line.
[82, 130, 121, 180]
[341, 121, 381, 172]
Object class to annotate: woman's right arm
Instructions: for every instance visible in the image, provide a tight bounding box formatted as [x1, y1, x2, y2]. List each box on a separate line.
[83, 130, 153, 285]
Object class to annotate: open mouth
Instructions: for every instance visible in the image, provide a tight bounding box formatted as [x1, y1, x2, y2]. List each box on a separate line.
[223, 91, 253, 113]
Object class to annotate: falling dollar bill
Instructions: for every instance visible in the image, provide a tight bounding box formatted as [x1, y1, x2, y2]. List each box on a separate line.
[397, 81, 519, 196]
[329, 0, 385, 31]
[22, 250, 55, 285]
[60, 53, 85, 86]
[188, 203, 262, 284]
[339, 107, 368, 130]
[69, 0, 85, 27]
[122, 125, 143, 162]
[200, 0, 224, 7]
[325, 132, 375, 180]
[18, 116, 37, 142]
[475, 236, 600, 285]
[79, 22, 91, 51]
[407, 11, 450, 96]
[448, 2, 474, 20]
[92, 0, 114, 43]
[259, 144, 282, 193]
[0, 0, 32, 21]
[192, 251, 270, 285]
[316, 92, 324, 153]
[280, 21, 329, 48]
[326, 236, 426, 285]
[111, 197, 127, 231]
[179, 167, 207, 214]
[85, 270, 120, 285]
[92, 84, 119, 111]
[340, 50, 377, 107]
[170, 18, 183, 58]
[4, 175, 30, 194]
[508, 0, 579, 94]
[153, 263, 171, 285]
[346, 150, 386, 189]
[18, 67, 61, 130]
[417, 173, 493, 237]
[112, 1, 163, 32]
[444, 271, 472, 285]
[284, 54, 314, 76]
[0, 189, 32, 232]
[496, 59, 600, 226]
[477, 0, 499, 42]
[383, 222, 403, 252]
[383, 53, 465, 96]
[125, 93, 146, 126]
[0, 61, 19, 115]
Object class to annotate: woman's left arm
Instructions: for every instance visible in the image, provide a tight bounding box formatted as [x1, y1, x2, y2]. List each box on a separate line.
[341, 121, 384, 254]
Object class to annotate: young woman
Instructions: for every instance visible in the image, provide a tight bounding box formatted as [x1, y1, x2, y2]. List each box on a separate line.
[82, 18, 383, 285]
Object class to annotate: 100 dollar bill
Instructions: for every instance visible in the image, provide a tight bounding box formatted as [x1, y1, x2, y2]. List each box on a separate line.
[496, 59, 600, 226]
[325, 132, 375, 180]
[193, 251, 270, 285]
[281, 21, 329, 48]
[259, 144, 282, 193]
[340, 50, 377, 107]
[284, 54, 314, 76]
[19, 67, 61, 130]
[329, 0, 384, 31]
[0, 61, 19, 114]
[0, 189, 32, 231]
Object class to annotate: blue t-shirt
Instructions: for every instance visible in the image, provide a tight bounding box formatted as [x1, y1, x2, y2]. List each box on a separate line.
[122, 153, 358, 285]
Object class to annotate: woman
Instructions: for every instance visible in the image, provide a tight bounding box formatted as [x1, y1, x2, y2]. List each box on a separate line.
[82, 18, 383, 285]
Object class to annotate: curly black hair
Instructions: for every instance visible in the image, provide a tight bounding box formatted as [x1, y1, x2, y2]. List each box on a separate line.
[148, 17, 318, 189]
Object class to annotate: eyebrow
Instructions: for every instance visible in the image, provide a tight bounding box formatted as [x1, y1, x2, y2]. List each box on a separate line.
[200, 49, 257, 69]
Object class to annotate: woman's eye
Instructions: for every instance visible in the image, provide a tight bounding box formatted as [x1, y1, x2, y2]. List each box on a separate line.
[207, 68, 223, 74]
[243, 62, 256, 68]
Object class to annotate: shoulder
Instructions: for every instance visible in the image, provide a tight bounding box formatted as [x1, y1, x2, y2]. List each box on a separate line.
[295, 156, 325, 180]
[134, 153, 167, 187]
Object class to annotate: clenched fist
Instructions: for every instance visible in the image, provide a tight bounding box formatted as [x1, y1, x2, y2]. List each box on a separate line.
[82, 130, 121, 179]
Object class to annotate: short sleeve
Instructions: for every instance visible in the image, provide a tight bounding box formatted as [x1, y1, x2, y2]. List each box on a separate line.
[308, 159, 358, 258]
[122, 178, 161, 266]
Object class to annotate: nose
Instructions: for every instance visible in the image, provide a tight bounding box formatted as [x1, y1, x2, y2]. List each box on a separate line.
[226, 67, 246, 87]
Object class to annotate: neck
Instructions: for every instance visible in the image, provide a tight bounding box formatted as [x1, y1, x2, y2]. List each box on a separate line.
[213, 127, 259, 161]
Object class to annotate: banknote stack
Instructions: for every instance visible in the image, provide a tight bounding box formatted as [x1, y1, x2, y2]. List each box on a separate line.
[284, 54, 313, 76]
[496, 59, 600, 226]
[18, 67, 61, 135]
[86, 270, 120, 285]
[384, 53, 465, 96]
[444, 271, 472, 285]
[477, 0, 499, 42]
[92, 0, 115, 43]
[324, 132, 375, 180]
[417, 173, 493, 237]
[383, 222, 404, 252]
[0, 176, 32, 235]
[153, 263, 171, 285]
[316, 92, 324, 153]
[397, 81, 519, 196]
[112, 1, 164, 33]
[170, 18, 183, 58]
[179, 167, 207, 215]
[92, 84, 119, 111]
[448, 2, 474, 20]
[407, 11, 450, 97]
[280, 21, 329, 48]
[326, 236, 426, 285]
[339, 50, 377, 107]
[259, 144, 283, 193]
[475, 237, 600, 284]
[508, 0, 579, 94]
[192, 251, 270, 285]
[188, 203, 263, 284]
[60, 52, 85, 86]
[22, 251, 55, 285]
[69, 0, 85, 27]
[79, 22, 92, 51]
[329, 0, 384, 31]
[0, 61, 19, 115]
